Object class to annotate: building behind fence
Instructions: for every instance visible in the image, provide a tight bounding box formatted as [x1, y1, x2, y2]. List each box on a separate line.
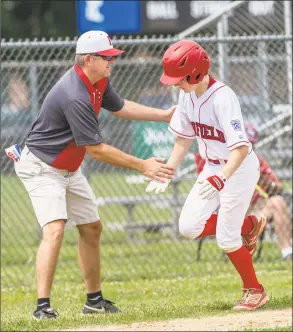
[1, 29, 292, 288]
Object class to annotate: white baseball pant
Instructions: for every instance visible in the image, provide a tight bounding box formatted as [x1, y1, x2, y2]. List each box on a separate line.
[179, 151, 260, 252]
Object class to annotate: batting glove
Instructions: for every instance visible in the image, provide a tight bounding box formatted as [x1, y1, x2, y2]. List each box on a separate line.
[145, 179, 171, 194]
[198, 174, 227, 199]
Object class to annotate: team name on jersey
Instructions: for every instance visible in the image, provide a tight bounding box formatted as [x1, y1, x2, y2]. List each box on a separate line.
[191, 122, 226, 143]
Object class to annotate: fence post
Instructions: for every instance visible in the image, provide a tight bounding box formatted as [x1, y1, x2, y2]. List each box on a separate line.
[171, 180, 181, 239]
[217, 13, 229, 83]
[29, 63, 39, 114]
[257, 41, 269, 113]
[284, 0, 292, 108]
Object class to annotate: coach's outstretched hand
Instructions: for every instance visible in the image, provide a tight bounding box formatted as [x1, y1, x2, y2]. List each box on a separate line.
[164, 105, 177, 122]
[141, 158, 174, 182]
[146, 179, 171, 194]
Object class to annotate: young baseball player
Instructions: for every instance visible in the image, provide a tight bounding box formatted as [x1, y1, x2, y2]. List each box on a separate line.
[146, 40, 269, 310]
[13, 30, 175, 320]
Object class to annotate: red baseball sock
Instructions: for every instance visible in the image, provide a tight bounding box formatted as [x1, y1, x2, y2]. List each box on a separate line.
[226, 245, 263, 289]
[197, 214, 217, 238]
[241, 215, 257, 235]
[198, 214, 256, 238]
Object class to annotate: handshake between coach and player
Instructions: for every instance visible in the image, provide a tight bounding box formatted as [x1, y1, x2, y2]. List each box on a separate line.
[145, 136, 228, 199]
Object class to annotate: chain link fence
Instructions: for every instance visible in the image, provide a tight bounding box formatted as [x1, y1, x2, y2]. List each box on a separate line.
[1, 33, 292, 289]
[184, 0, 290, 36]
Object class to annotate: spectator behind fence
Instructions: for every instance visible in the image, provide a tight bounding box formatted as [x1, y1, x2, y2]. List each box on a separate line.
[194, 123, 292, 261]
[1, 76, 33, 126]
[1, 76, 34, 171]
[245, 123, 292, 260]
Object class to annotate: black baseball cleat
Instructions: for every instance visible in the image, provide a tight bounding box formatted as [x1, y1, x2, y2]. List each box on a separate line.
[32, 307, 59, 320]
[82, 298, 121, 314]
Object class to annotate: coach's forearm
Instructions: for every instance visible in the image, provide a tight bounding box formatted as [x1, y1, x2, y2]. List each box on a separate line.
[222, 145, 249, 180]
[86, 143, 143, 172]
[114, 100, 169, 122]
[167, 137, 194, 169]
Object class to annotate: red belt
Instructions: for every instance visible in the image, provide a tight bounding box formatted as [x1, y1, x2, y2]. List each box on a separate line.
[208, 158, 227, 165]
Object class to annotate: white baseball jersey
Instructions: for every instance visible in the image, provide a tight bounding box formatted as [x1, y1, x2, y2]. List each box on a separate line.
[169, 79, 251, 161]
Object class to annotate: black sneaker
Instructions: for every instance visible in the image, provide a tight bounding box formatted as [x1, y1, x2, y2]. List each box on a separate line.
[82, 298, 121, 314]
[32, 307, 59, 320]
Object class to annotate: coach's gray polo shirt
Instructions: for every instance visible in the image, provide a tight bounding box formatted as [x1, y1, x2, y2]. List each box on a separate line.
[26, 64, 124, 172]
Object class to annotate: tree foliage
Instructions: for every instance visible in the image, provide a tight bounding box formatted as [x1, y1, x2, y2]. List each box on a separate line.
[1, 0, 77, 40]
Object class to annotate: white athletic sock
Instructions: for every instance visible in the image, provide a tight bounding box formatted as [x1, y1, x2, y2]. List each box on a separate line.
[281, 247, 292, 258]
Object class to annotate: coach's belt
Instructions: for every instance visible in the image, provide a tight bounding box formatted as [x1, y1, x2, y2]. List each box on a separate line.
[207, 158, 227, 165]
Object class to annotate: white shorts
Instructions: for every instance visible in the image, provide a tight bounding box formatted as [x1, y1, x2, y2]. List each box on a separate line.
[15, 146, 99, 229]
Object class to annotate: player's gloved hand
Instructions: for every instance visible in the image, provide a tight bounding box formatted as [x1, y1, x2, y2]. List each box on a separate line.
[145, 179, 171, 194]
[198, 173, 227, 199]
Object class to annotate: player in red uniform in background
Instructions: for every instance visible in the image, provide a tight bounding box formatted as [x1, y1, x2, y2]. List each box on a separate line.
[195, 123, 292, 260]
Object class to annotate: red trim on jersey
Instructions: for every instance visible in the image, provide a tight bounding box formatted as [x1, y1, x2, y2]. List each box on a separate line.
[74, 64, 108, 116]
[207, 76, 216, 88]
[198, 84, 226, 159]
[169, 126, 196, 138]
[51, 66, 109, 172]
[227, 140, 250, 148]
[189, 76, 215, 105]
[74, 64, 96, 94]
[189, 94, 194, 108]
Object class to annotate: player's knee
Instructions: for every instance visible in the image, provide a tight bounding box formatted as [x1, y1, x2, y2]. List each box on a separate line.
[215, 233, 242, 252]
[178, 217, 203, 239]
[179, 224, 196, 239]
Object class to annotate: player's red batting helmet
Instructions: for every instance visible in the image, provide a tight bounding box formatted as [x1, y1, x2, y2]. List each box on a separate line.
[160, 40, 210, 85]
[245, 123, 259, 144]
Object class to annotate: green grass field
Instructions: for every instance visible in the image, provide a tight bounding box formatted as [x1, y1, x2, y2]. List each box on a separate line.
[1, 267, 292, 331]
[1, 172, 292, 331]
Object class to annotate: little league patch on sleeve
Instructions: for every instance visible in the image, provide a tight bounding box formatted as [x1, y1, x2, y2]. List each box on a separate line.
[231, 119, 242, 131]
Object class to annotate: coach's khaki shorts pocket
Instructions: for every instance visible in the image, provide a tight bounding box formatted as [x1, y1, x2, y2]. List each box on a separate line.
[15, 155, 42, 180]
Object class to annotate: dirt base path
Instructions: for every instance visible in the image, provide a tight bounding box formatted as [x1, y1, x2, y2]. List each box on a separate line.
[68, 308, 292, 331]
